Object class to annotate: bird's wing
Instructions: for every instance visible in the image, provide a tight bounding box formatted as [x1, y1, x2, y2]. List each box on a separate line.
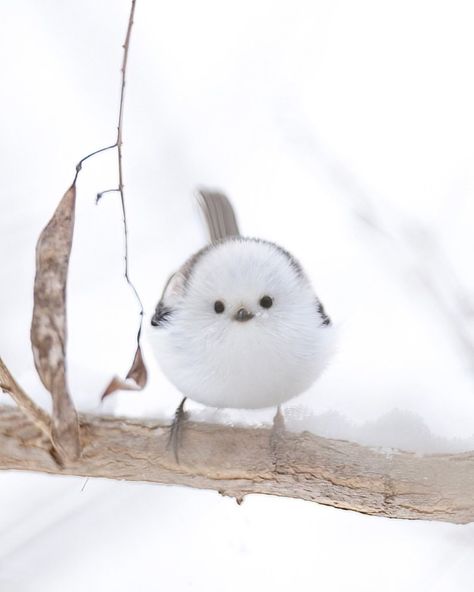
[151, 271, 186, 326]
[197, 189, 240, 243]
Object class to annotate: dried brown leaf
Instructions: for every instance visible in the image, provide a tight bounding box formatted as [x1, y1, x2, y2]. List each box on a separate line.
[101, 345, 147, 400]
[30, 184, 80, 461]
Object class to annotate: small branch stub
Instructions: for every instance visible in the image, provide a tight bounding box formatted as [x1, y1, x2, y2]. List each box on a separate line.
[0, 358, 51, 439]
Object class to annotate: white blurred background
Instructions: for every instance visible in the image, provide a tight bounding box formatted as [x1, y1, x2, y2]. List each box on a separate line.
[1, 1, 474, 590]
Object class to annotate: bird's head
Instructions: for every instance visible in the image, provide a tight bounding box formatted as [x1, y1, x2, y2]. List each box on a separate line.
[169, 238, 323, 341]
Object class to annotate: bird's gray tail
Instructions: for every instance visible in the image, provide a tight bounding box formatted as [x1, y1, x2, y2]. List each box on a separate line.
[197, 189, 240, 243]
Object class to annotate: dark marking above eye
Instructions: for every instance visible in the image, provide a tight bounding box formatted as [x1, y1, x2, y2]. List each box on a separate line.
[214, 300, 225, 313]
[179, 238, 305, 294]
[259, 295, 273, 309]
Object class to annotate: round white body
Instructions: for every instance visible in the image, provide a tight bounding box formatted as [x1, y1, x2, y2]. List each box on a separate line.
[148, 238, 335, 409]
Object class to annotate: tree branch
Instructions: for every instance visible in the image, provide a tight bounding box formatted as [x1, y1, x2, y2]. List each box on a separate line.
[1, 405, 473, 524]
[0, 361, 51, 440]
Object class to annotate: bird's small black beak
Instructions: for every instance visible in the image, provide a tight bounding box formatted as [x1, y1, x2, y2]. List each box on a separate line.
[234, 307, 254, 322]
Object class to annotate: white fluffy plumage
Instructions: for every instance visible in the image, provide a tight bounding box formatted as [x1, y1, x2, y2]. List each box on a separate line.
[149, 229, 335, 409]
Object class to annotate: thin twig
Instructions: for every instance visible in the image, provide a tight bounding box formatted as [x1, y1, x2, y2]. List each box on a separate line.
[96, 188, 120, 204]
[6, 1, 142, 450]
[72, 0, 144, 337]
[73, 143, 117, 185]
[114, 0, 145, 334]
[0, 358, 51, 440]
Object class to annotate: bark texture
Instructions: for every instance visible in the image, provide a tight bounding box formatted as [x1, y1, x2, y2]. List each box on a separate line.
[1, 404, 473, 524]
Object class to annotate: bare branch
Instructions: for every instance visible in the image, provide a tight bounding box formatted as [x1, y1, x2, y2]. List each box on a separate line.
[114, 0, 144, 320]
[1, 405, 473, 524]
[73, 0, 143, 326]
[0, 359, 51, 439]
[73, 143, 117, 185]
[28, 0, 146, 440]
[95, 0, 146, 397]
[96, 188, 120, 204]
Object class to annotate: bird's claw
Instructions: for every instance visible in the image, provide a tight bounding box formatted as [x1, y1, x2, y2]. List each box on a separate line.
[167, 397, 187, 463]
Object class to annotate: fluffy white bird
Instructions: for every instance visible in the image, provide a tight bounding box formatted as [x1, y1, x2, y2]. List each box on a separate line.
[148, 190, 335, 455]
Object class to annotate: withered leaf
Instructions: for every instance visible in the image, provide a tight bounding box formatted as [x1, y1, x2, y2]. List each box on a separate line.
[30, 184, 80, 461]
[101, 345, 148, 400]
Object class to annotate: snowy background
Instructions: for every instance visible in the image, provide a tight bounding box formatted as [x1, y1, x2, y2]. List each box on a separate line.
[1, 0, 474, 589]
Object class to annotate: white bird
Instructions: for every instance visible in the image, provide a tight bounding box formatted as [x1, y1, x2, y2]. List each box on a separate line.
[148, 190, 335, 457]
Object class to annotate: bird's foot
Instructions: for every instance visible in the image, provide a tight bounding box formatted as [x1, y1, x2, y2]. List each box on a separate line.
[167, 397, 187, 463]
[271, 405, 286, 470]
[272, 405, 286, 435]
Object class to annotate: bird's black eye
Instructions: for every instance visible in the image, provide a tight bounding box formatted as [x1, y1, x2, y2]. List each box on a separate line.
[259, 295, 273, 309]
[214, 300, 225, 314]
